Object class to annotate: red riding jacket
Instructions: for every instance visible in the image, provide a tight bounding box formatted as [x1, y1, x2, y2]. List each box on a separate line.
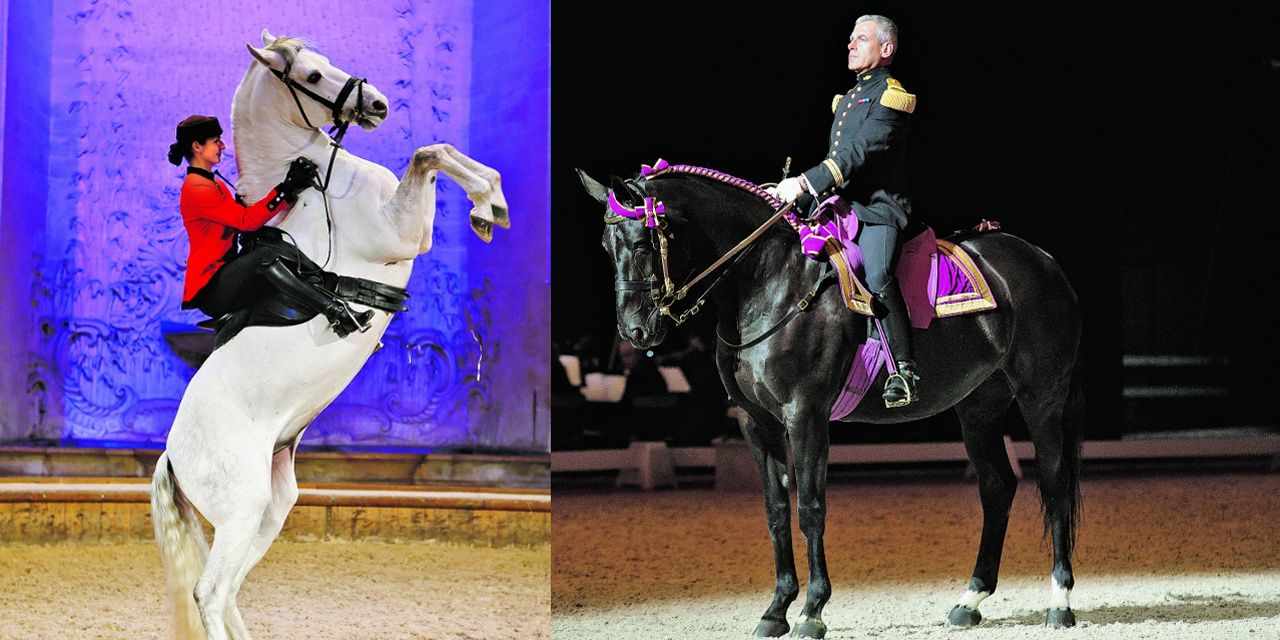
[179, 167, 286, 302]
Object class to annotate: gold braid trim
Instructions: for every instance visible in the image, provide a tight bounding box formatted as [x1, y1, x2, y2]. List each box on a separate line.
[825, 243, 874, 315]
[821, 159, 845, 187]
[934, 239, 997, 317]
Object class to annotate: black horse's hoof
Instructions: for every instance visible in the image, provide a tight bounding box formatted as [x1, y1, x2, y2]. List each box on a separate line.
[789, 617, 827, 638]
[1045, 607, 1076, 628]
[753, 617, 790, 637]
[947, 604, 983, 627]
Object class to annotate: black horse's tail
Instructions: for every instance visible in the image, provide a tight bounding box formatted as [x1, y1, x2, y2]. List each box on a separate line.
[1040, 355, 1085, 548]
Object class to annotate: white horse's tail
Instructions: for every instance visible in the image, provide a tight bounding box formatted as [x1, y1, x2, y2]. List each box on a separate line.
[151, 451, 209, 640]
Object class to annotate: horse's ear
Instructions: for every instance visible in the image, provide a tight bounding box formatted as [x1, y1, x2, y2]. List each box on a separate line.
[247, 44, 284, 71]
[609, 175, 638, 204]
[261, 29, 276, 47]
[576, 168, 608, 206]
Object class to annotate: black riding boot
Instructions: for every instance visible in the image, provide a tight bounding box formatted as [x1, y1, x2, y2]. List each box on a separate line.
[258, 259, 373, 338]
[875, 277, 919, 408]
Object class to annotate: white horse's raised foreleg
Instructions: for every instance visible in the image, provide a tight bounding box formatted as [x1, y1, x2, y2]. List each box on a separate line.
[381, 152, 440, 258]
[434, 144, 508, 229]
[380, 143, 509, 254]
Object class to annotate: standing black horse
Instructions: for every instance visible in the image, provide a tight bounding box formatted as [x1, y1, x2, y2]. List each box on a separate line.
[577, 164, 1083, 637]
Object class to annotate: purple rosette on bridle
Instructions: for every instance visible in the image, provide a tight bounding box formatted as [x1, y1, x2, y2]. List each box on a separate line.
[639, 158, 670, 176]
[607, 189, 667, 228]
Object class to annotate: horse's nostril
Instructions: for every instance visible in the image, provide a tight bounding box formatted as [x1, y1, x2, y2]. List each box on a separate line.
[371, 100, 387, 114]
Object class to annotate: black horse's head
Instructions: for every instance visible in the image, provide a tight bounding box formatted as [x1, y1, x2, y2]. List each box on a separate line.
[577, 169, 693, 349]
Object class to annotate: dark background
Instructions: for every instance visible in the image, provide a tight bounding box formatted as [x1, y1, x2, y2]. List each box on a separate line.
[552, 2, 1278, 444]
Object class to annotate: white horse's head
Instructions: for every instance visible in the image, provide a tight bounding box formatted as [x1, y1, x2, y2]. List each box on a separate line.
[245, 29, 389, 132]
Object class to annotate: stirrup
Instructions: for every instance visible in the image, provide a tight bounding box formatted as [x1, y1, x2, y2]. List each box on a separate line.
[882, 366, 918, 409]
[327, 302, 374, 338]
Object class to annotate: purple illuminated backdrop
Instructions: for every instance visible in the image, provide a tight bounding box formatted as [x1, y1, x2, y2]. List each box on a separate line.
[0, 1, 550, 451]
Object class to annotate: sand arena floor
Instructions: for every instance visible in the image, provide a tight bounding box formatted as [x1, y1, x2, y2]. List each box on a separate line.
[0, 539, 549, 640]
[553, 468, 1280, 639]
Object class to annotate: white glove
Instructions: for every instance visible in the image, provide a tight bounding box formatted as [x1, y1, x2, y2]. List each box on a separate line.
[774, 177, 804, 203]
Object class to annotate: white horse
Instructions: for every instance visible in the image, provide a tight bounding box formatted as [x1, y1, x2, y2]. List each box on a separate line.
[150, 30, 509, 640]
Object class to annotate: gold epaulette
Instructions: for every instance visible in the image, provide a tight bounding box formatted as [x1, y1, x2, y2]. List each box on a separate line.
[831, 94, 843, 114]
[880, 77, 916, 113]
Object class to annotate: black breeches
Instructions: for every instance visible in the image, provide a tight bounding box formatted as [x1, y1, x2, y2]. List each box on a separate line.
[857, 222, 900, 292]
[192, 244, 297, 318]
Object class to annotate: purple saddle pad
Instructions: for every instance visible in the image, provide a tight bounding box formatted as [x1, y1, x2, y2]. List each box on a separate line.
[785, 199, 997, 329]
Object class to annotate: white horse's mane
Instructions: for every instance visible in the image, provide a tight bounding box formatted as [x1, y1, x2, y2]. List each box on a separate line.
[266, 35, 313, 56]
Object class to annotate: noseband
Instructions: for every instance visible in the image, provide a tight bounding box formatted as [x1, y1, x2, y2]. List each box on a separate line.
[269, 52, 367, 148]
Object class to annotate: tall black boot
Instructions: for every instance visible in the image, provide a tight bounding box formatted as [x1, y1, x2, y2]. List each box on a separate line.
[875, 277, 919, 408]
[258, 259, 373, 338]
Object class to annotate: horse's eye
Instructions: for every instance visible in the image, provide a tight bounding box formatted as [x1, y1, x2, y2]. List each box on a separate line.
[631, 241, 651, 253]
[307, 71, 321, 84]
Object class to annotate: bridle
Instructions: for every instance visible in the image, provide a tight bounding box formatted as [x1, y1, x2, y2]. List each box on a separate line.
[265, 46, 370, 268]
[268, 48, 368, 191]
[605, 160, 795, 327]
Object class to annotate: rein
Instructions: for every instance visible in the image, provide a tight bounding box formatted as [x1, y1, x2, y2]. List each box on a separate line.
[716, 264, 833, 350]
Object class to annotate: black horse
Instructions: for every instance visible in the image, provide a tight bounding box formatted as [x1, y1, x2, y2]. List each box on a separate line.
[578, 165, 1083, 638]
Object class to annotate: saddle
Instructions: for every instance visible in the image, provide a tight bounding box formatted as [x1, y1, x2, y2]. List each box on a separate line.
[789, 196, 997, 329]
[786, 197, 999, 420]
[196, 227, 409, 351]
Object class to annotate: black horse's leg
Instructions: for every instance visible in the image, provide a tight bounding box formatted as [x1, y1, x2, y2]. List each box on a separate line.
[1019, 372, 1083, 629]
[789, 411, 831, 639]
[948, 374, 1016, 627]
[741, 410, 800, 638]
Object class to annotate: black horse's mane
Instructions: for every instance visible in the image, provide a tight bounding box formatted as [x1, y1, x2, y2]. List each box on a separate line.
[637, 165, 787, 234]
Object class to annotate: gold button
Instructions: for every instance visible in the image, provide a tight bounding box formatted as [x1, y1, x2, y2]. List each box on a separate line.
[830, 152, 837, 157]
[836, 131, 842, 136]
[842, 111, 848, 116]
[838, 121, 843, 125]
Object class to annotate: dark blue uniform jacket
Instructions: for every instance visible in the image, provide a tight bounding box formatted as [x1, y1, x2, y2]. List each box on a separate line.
[800, 65, 916, 229]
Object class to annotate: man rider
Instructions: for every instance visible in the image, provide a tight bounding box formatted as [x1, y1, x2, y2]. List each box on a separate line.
[769, 14, 919, 407]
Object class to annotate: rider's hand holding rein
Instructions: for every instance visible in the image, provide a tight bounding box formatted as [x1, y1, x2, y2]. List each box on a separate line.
[277, 156, 319, 204]
[769, 176, 809, 204]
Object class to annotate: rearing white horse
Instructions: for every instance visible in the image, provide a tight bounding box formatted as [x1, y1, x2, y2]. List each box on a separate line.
[150, 30, 509, 640]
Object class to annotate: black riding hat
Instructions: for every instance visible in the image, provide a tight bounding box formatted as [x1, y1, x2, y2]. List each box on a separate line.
[167, 115, 223, 166]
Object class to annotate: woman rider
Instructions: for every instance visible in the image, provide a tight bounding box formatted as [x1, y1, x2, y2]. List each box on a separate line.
[167, 114, 372, 337]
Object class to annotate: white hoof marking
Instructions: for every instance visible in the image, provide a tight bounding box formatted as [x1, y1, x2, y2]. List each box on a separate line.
[957, 589, 990, 609]
[1049, 577, 1071, 609]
